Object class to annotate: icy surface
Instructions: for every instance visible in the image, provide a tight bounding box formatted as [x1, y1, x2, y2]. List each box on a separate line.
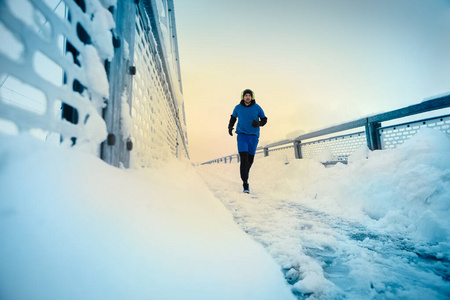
[197, 128, 450, 299]
[0, 134, 295, 300]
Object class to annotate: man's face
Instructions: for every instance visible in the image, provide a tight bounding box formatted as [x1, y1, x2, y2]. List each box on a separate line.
[243, 93, 252, 105]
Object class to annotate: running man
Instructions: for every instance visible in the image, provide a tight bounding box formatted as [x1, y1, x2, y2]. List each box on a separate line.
[228, 89, 267, 193]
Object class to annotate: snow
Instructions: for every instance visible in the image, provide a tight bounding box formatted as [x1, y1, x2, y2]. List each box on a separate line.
[1, 0, 446, 297]
[88, 0, 116, 61]
[317, 147, 333, 163]
[0, 128, 449, 299]
[123, 38, 130, 60]
[83, 45, 109, 108]
[120, 90, 133, 140]
[81, 105, 108, 147]
[197, 128, 450, 299]
[0, 133, 295, 300]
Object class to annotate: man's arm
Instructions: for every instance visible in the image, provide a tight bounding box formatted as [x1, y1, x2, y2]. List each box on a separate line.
[259, 117, 267, 126]
[228, 115, 237, 136]
[252, 117, 267, 127]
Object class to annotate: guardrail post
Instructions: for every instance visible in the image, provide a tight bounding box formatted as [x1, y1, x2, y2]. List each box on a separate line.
[294, 140, 303, 159]
[98, 0, 137, 167]
[264, 148, 269, 157]
[365, 121, 382, 150]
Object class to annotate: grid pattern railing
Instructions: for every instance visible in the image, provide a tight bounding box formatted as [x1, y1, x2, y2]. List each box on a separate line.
[129, 6, 182, 167]
[301, 132, 366, 161]
[380, 115, 450, 149]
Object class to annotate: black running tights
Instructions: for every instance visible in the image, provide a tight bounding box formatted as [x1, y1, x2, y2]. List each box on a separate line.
[239, 152, 255, 183]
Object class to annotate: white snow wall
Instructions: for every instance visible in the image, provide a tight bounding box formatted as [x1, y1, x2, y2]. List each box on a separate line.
[0, 0, 189, 168]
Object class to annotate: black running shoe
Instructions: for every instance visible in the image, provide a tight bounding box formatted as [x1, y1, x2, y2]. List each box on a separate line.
[243, 182, 249, 193]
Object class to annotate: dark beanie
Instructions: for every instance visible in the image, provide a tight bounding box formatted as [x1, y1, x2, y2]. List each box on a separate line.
[242, 89, 253, 97]
[242, 89, 254, 100]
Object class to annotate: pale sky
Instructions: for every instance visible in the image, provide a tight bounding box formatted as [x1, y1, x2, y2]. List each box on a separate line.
[174, 0, 450, 163]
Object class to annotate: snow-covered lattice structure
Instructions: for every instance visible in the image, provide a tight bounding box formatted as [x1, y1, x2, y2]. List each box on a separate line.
[0, 0, 189, 168]
[0, 0, 113, 150]
[380, 115, 450, 149]
[300, 132, 367, 161]
[104, 0, 188, 167]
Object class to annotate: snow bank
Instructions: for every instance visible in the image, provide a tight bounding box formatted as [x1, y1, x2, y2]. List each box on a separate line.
[0, 134, 295, 300]
[271, 128, 450, 250]
[197, 127, 450, 298]
[240, 129, 450, 259]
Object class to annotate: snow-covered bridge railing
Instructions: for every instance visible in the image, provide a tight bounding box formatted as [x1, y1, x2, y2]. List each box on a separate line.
[105, 0, 189, 168]
[0, 0, 188, 168]
[202, 94, 450, 165]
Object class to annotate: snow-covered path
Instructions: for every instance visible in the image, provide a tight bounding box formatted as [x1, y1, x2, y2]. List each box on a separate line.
[197, 131, 450, 299]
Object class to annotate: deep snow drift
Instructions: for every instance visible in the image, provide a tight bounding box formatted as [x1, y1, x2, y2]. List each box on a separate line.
[197, 128, 450, 299]
[0, 134, 295, 300]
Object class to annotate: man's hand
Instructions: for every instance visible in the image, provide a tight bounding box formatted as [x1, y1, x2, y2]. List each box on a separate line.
[228, 126, 233, 136]
[252, 120, 260, 127]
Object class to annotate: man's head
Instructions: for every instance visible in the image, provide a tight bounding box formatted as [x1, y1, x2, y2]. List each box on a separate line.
[241, 89, 254, 106]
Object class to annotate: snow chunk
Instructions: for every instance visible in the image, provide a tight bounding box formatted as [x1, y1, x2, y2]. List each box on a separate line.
[82, 105, 107, 145]
[87, 0, 115, 60]
[123, 39, 130, 60]
[348, 145, 369, 163]
[83, 45, 109, 108]
[120, 90, 133, 140]
[317, 147, 333, 163]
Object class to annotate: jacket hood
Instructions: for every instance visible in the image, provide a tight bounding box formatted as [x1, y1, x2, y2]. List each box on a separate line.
[240, 99, 256, 107]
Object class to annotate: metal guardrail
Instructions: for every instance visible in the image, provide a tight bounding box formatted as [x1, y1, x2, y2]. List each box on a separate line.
[202, 94, 450, 165]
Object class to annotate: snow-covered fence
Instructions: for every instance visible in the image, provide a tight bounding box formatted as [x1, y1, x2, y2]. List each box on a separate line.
[379, 114, 450, 149]
[0, 0, 189, 168]
[104, 0, 188, 168]
[202, 95, 450, 165]
[0, 0, 113, 151]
